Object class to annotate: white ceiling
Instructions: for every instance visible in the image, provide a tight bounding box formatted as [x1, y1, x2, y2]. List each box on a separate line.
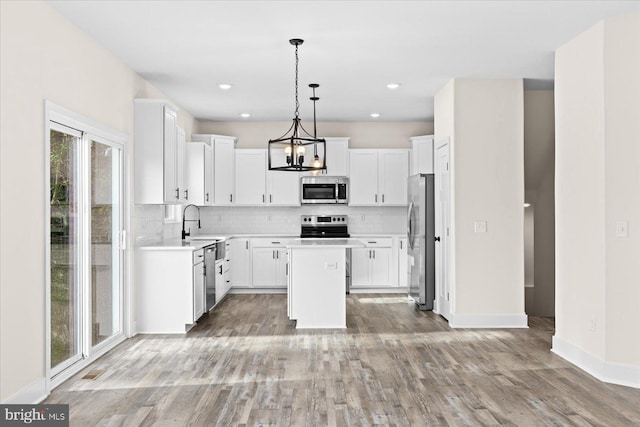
[49, 1, 639, 122]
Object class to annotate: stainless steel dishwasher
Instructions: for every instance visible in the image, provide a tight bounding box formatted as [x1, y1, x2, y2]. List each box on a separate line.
[204, 244, 217, 311]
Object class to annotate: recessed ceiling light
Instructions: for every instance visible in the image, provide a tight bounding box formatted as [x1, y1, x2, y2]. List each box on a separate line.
[219, 84, 232, 90]
[370, 113, 380, 118]
[524, 203, 531, 207]
[387, 83, 400, 89]
[240, 113, 251, 118]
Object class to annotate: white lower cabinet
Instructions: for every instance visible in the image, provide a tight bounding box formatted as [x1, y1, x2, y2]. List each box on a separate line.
[251, 239, 288, 289]
[350, 238, 393, 288]
[136, 248, 205, 333]
[193, 256, 205, 320]
[224, 240, 231, 294]
[230, 238, 252, 288]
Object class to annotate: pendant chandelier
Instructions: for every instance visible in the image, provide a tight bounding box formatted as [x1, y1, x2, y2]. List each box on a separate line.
[268, 39, 326, 172]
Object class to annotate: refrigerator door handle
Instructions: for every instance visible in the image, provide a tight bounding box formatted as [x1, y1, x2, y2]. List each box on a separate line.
[407, 201, 414, 249]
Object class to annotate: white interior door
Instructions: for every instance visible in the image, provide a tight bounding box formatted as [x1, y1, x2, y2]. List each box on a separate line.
[435, 140, 451, 320]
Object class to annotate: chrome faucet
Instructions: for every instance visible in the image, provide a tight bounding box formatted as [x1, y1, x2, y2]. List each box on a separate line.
[181, 204, 201, 240]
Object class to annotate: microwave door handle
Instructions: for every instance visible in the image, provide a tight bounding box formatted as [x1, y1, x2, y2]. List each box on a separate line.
[335, 184, 339, 203]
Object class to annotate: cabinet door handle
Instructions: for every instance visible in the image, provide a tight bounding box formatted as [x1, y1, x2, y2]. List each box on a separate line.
[219, 265, 223, 274]
[230, 194, 233, 203]
[269, 194, 272, 203]
[368, 250, 371, 259]
[375, 194, 377, 203]
[373, 250, 376, 259]
[184, 189, 189, 200]
[206, 193, 209, 202]
[400, 241, 403, 250]
[272, 241, 281, 244]
[286, 263, 288, 276]
[263, 194, 265, 203]
[382, 194, 384, 203]
[175, 188, 180, 199]
[276, 251, 279, 259]
[273, 250, 275, 259]
[245, 241, 248, 250]
[368, 241, 377, 244]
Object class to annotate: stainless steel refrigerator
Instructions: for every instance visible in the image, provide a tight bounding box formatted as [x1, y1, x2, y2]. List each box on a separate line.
[407, 174, 435, 310]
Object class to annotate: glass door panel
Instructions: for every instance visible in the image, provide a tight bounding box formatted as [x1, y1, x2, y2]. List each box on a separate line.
[49, 127, 82, 373]
[90, 140, 122, 348]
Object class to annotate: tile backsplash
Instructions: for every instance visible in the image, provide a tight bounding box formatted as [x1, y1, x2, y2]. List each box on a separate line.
[134, 204, 407, 245]
[191, 205, 406, 236]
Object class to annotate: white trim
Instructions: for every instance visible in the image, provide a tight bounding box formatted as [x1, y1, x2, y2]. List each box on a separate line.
[552, 336, 640, 389]
[349, 287, 408, 294]
[449, 313, 528, 328]
[228, 288, 287, 294]
[1, 378, 47, 404]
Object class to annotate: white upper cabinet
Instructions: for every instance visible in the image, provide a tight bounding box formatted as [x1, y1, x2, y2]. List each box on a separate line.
[312, 137, 349, 176]
[177, 127, 188, 203]
[379, 150, 409, 206]
[349, 149, 409, 206]
[409, 135, 434, 174]
[185, 142, 214, 206]
[235, 150, 267, 205]
[134, 99, 183, 204]
[267, 150, 300, 206]
[349, 150, 379, 205]
[191, 134, 238, 206]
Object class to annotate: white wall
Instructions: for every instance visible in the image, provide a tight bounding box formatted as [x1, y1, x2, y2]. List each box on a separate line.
[197, 121, 433, 149]
[0, 1, 196, 401]
[533, 162, 556, 317]
[553, 14, 639, 387]
[435, 79, 526, 327]
[448, 79, 526, 327]
[524, 90, 556, 318]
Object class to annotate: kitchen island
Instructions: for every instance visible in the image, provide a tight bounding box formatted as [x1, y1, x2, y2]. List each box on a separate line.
[285, 239, 365, 329]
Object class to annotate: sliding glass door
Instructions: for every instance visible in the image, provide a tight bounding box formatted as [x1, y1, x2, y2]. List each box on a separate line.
[48, 120, 124, 380]
[49, 125, 83, 374]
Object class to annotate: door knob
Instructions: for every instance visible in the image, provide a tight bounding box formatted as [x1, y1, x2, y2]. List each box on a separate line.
[435, 236, 441, 242]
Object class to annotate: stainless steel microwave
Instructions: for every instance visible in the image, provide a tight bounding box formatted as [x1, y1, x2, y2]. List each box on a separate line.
[300, 176, 348, 204]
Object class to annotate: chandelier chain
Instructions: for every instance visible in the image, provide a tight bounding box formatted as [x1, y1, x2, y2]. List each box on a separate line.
[294, 43, 299, 117]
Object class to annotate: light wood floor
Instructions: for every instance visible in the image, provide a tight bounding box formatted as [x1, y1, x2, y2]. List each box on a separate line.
[45, 294, 640, 426]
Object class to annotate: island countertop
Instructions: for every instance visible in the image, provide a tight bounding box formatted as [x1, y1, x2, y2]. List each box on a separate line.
[283, 238, 365, 248]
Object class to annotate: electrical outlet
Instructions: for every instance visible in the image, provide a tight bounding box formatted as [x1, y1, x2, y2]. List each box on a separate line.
[361, 215, 366, 222]
[615, 221, 629, 238]
[268, 215, 272, 222]
[474, 221, 487, 233]
[589, 318, 596, 332]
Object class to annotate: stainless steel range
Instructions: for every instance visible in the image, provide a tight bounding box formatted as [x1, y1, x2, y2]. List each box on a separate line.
[300, 215, 349, 238]
[300, 215, 351, 293]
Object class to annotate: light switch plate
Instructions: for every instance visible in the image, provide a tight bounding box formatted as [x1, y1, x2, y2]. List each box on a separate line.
[615, 221, 629, 238]
[474, 221, 487, 233]
[324, 262, 337, 270]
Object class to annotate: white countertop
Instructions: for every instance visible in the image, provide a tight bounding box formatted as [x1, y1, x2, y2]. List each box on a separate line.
[284, 238, 365, 248]
[137, 239, 218, 251]
[138, 234, 400, 251]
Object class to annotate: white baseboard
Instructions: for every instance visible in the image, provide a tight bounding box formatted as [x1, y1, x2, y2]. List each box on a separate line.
[228, 288, 286, 294]
[1, 378, 47, 404]
[349, 287, 407, 294]
[552, 336, 640, 389]
[449, 313, 528, 328]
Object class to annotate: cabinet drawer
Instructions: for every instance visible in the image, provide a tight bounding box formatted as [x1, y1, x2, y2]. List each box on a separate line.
[361, 238, 392, 248]
[251, 238, 286, 248]
[193, 249, 205, 264]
